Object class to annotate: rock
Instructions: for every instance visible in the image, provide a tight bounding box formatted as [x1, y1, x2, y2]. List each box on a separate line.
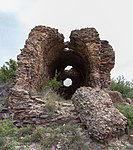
[72, 87, 127, 142]
[23, 120, 33, 125]
[0, 84, 9, 97]
[28, 143, 42, 150]
[39, 114, 49, 119]
[107, 90, 125, 104]
[0, 84, 9, 107]
[0, 107, 8, 112]
[126, 98, 133, 104]
[0, 113, 10, 119]
[128, 135, 133, 144]
[13, 120, 23, 128]
[62, 103, 72, 107]
[100, 40, 115, 89]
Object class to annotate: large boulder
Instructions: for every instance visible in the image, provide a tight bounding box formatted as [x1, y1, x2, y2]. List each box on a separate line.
[72, 87, 127, 142]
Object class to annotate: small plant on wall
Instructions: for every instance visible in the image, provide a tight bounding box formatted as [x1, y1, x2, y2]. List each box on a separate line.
[38, 71, 63, 92]
[45, 76, 62, 91]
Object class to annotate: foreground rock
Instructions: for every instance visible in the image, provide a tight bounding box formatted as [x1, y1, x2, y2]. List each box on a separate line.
[72, 87, 127, 142]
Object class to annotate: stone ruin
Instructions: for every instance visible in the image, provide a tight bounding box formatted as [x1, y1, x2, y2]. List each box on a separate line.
[8, 25, 127, 142]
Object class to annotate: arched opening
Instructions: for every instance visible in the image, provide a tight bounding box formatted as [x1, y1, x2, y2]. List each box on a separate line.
[64, 66, 73, 71]
[63, 78, 72, 87]
[47, 48, 90, 99]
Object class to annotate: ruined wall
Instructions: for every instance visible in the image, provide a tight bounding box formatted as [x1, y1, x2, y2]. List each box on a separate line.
[100, 40, 115, 88]
[8, 26, 64, 119]
[69, 28, 101, 87]
[8, 25, 115, 119]
[15, 26, 64, 90]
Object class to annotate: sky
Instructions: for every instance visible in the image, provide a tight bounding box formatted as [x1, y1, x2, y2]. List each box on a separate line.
[0, 0, 133, 81]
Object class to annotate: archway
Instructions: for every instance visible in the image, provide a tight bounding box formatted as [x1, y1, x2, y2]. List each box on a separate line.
[48, 49, 89, 99]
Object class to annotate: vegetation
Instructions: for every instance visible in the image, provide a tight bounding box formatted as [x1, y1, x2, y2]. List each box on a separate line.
[0, 119, 89, 150]
[36, 76, 64, 116]
[40, 77, 62, 91]
[110, 76, 133, 99]
[0, 59, 17, 84]
[38, 70, 63, 92]
[42, 88, 62, 116]
[111, 76, 133, 129]
[0, 120, 19, 150]
[45, 76, 62, 90]
[0, 58, 133, 149]
[116, 104, 133, 129]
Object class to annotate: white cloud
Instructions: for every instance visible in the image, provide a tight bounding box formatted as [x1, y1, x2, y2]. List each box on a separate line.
[0, 0, 22, 12]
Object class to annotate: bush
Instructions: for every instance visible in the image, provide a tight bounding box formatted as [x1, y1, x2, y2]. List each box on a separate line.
[0, 120, 18, 136]
[42, 88, 62, 116]
[116, 104, 133, 128]
[110, 76, 133, 99]
[0, 59, 17, 84]
[0, 119, 89, 149]
[44, 77, 62, 91]
[38, 71, 62, 92]
[28, 123, 89, 150]
[0, 120, 19, 150]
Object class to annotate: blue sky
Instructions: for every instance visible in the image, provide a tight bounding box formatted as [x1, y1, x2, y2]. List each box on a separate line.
[0, 11, 26, 64]
[0, 0, 133, 81]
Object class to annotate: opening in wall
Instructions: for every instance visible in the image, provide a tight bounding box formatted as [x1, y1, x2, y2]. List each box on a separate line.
[64, 65, 73, 71]
[63, 78, 72, 87]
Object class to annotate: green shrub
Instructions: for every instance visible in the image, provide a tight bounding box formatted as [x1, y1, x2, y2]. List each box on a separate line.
[42, 88, 62, 116]
[0, 120, 19, 150]
[0, 119, 89, 149]
[38, 71, 62, 92]
[110, 76, 133, 99]
[0, 120, 18, 136]
[0, 59, 17, 84]
[17, 125, 33, 137]
[116, 104, 133, 128]
[0, 138, 18, 150]
[31, 126, 61, 148]
[45, 77, 62, 90]
[29, 123, 89, 150]
[59, 123, 89, 150]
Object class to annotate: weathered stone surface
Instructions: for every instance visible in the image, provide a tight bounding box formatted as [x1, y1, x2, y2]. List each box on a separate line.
[128, 134, 133, 144]
[0, 84, 9, 97]
[100, 40, 115, 89]
[69, 28, 101, 88]
[9, 88, 45, 119]
[15, 26, 64, 90]
[107, 90, 125, 104]
[125, 98, 133, 104]
[72, 87, 127, 142]
[0, 84, 9, 107]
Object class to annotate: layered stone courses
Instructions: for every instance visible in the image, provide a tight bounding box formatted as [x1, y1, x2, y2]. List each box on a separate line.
[10, 26, 115, 93]
[8, 25, 127, 142]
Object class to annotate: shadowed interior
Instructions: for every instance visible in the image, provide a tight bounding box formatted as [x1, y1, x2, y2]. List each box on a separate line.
[48, 49, 89, 99]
